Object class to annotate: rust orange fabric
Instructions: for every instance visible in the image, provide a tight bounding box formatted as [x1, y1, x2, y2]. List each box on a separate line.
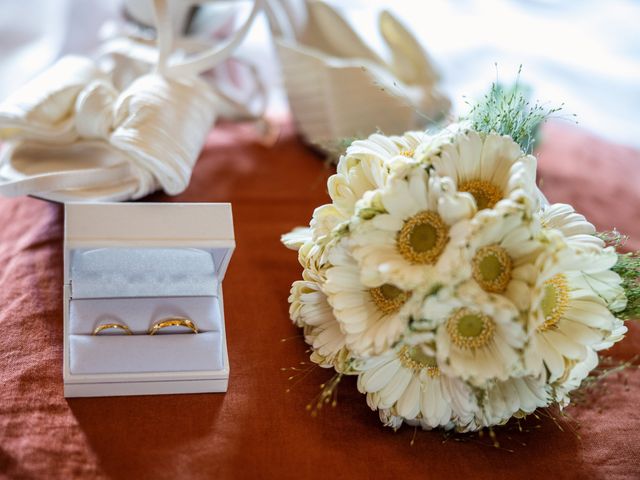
[0, 121, 638, 479]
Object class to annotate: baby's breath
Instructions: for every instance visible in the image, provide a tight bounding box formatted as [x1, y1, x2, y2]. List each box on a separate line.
[612, 252, 640, 320]
[597, 229, 629, 249]
[466, 66, 564, 154]
[598, 229, 640, 320]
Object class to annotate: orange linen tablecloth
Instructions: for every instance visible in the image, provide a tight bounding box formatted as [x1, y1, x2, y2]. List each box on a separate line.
[0, 121, 639, 479]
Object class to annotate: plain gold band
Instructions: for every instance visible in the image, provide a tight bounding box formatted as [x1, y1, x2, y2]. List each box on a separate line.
[93, 323, 133, 335]
[148, 317, 198, 335]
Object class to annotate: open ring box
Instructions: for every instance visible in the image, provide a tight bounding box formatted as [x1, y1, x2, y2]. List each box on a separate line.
[63, 202, 234, 397]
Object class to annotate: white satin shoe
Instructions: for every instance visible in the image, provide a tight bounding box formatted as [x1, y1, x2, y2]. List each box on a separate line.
[265, 0, 450, 150]
[0, 0, 263, 203]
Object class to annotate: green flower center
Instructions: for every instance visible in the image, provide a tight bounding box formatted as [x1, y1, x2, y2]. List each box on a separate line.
[397, 210, 448, 264]
[472, 244, 512, 293]
[398, 346, 439, 377]
[446, 308, 496, 349]
[541, 284, 557, 316]
[457, 314, 485, 337]
[369, 284, 411, 315]
[538, 274, 569, 332]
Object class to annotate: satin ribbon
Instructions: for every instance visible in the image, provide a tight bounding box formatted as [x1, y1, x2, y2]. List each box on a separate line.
[0, 0, 263, 199]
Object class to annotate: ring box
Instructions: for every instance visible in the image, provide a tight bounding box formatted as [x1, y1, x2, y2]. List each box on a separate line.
[63, 202, 235, 397]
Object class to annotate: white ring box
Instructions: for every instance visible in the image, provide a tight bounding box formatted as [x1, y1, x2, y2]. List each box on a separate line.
[63, 202, 235, 397]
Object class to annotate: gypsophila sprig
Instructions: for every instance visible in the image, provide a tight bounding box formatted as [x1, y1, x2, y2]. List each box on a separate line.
[612, 253, 640, 320]
[598, 229, 629, 249]
[597, 230, 640, 319]
[281, 77, 632, 433]
[467, 66, 563, 154]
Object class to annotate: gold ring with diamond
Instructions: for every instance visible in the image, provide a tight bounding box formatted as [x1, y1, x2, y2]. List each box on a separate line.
[93, 322, 133, 336]
[148, 317, 199, 335]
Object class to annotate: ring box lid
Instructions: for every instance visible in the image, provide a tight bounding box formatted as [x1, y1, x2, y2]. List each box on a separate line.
[64, 202, 235, 295]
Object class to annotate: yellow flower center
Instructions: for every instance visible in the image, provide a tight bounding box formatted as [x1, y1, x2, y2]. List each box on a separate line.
[446, 308, 495, 349]
[400, 149, 415, 157]
[369, 284, 411, 315]
[397, 210, 448, 264]
[398, 346, 439, 377]
[472, 244, 513, 293]
[458, 179, 503, 210]
[537, 274, 570, 332]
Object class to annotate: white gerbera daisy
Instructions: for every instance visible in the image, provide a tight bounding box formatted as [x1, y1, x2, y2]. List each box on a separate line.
[576, 248, 627, 315]
[281, 204, 346, 276]
[289, 237, 329, 283]
[378, 408, 405, 430]
[324, 241, 421, 356]
[476, 375, 550, 428]
[328, 155, 386, 218]
[346, 131, 429, 165]
[281, 226, 313, 251]
[593, 315, 628, 350]
[539, 206, 626, 312]
[350, 164, 475, 290]
[541, 203, 604, 253]
[288, 268, 350, 372]
[416, 282, 526, 384]
[551, 348, 598, 407]
[285, 203, 358, 279]
[526, 239, 627, 382]
[431, 130, 537, 211]
[550, 322, 624, 406]
[328, 131, 429, 215]
[355, 345, 478, 429]
[309, 203, 350, 239]
[284, 132, 430, 256]
[414, 121, 470, 162]
[462, 204, 541, 310]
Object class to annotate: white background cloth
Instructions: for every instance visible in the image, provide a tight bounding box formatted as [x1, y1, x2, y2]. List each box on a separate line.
[1, 0, 638, 148]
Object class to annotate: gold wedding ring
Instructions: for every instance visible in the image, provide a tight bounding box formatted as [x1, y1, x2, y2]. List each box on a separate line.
[148, 317, 199, 335]
[93, 323, 133, 335]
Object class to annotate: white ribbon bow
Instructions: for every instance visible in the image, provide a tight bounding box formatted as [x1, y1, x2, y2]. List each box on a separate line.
[0, 0, 262, 200]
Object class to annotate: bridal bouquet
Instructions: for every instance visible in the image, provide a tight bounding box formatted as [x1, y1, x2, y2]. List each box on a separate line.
[282, 83, 636, 432]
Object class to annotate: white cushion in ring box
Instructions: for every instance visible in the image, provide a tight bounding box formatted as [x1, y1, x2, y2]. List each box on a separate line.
[71, 248, 218, 298]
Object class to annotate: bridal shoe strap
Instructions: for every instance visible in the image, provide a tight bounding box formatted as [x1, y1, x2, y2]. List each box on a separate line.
[155, 0, 264, 77]
[97, 35, 268, 121]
